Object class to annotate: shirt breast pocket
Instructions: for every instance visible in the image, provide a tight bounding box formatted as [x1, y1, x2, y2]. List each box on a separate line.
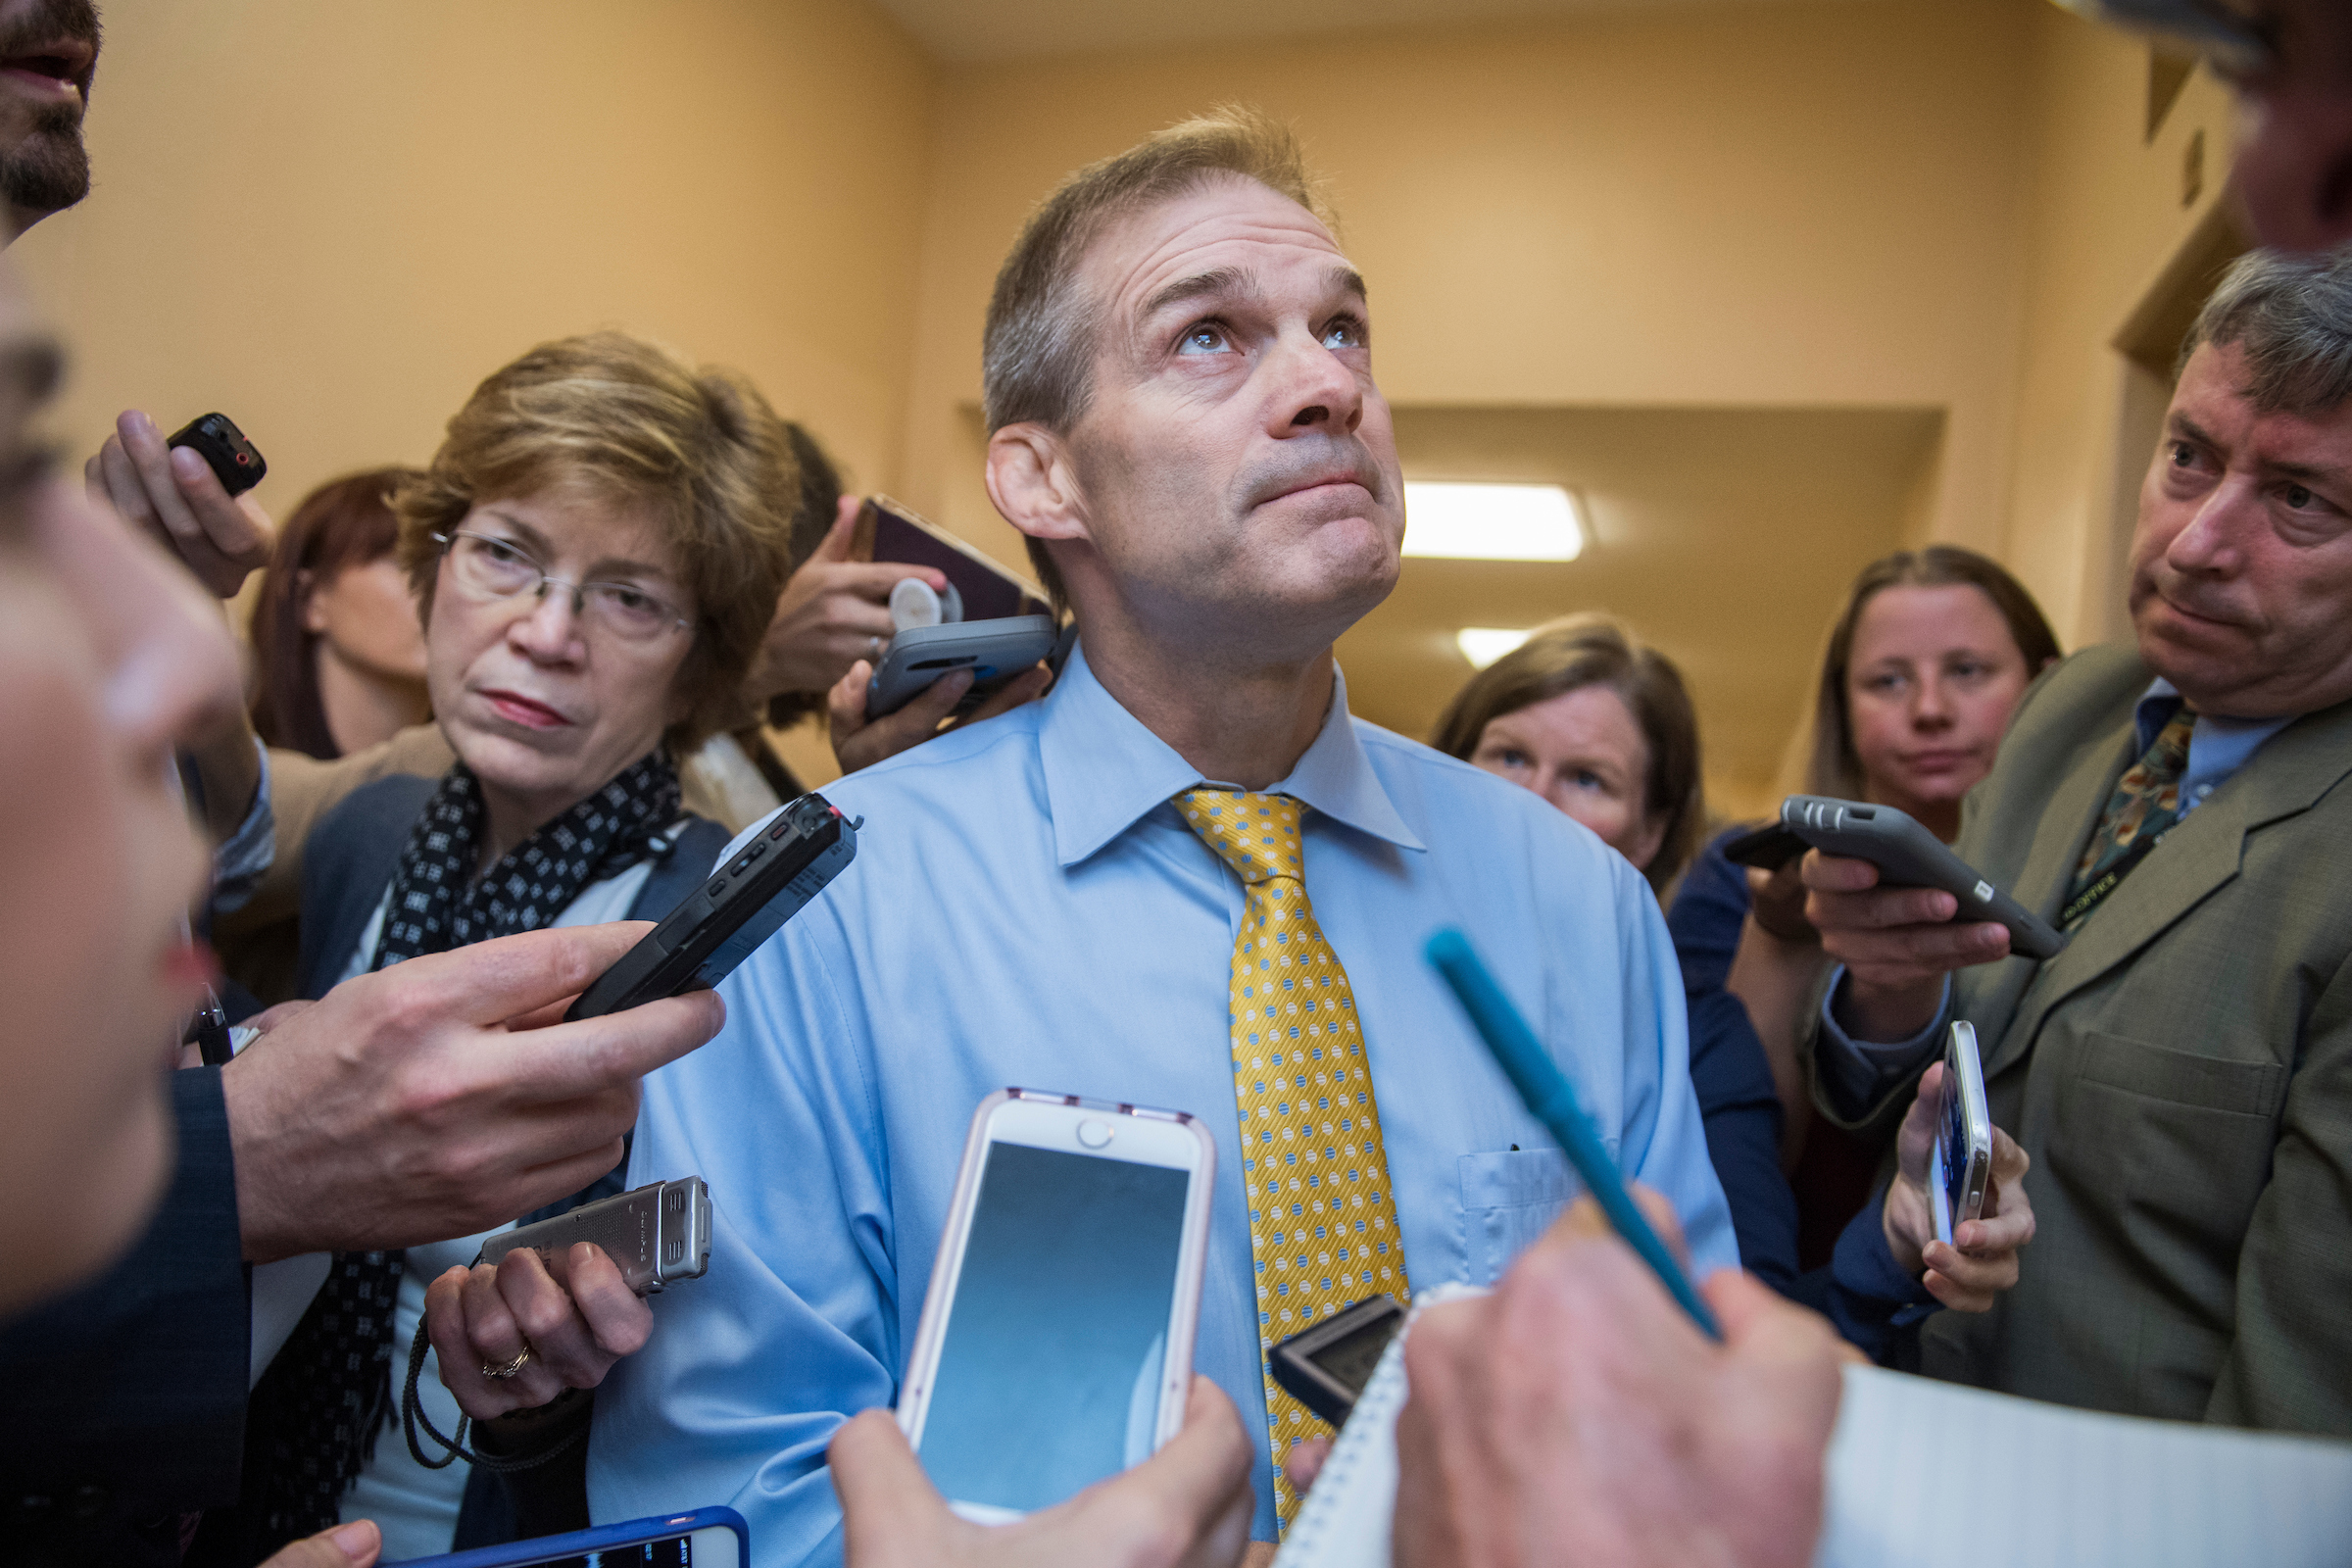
[1456, 1146, 1597, 1287]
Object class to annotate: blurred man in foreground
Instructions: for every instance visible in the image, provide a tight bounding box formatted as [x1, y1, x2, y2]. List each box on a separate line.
[2077, 0, 2352, 250]
[0, 251, 392, 1565]
[0, 0, 97, 240]
[0, 270, 725, 1568]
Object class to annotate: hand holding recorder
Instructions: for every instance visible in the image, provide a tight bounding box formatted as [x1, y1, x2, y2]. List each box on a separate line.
[416, 1177, 710, 1431]
[86, 408, 273, 599]
[824, 495, 1059, 773]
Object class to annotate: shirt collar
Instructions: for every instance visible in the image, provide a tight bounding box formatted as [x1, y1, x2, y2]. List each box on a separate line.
[2133, 676, 2295, 803]
[1038, 641, 1425, 867]
[2132, 677, 2187, 753]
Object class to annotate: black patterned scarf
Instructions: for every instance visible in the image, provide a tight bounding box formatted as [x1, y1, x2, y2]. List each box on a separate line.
[240, 751, 680, 1554]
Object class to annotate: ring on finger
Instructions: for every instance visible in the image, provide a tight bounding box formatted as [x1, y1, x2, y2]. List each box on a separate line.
[868, 634, 884, 661]
[481, 1342, 534, 1380]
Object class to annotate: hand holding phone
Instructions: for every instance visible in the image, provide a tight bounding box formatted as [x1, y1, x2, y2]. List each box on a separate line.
[753, 495, 951, 705]
[1882, 1027, 2037, 1312]
[1930, 1022, 1993, 1247]
[852, 495, 1053, 623]
[564, 793, 857, 1020]
[831, 1378, 1255, 1568]
[86, 408, 272, 597]
[897, 1089, 1216, 1523]
[1738, 794, 2066, 960]
[864, 615, 1058, 720]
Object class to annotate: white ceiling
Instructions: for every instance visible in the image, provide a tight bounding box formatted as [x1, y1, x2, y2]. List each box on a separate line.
[871, 0, 1879, 65]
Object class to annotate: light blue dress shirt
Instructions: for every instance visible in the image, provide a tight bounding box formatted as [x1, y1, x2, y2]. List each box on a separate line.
[587, 645, 1736, 1559]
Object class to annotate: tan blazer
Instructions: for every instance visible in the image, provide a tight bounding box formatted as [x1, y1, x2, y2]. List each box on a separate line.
[1816, 643, 2352, 1435]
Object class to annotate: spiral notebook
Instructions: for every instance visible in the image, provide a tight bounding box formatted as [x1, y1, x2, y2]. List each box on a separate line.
[1272, 1291, 2352, 1568]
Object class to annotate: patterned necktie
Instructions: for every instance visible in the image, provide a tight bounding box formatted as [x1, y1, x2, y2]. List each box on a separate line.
[2065, 707, 2196, 920]
[1176, 789, 1412, 1531]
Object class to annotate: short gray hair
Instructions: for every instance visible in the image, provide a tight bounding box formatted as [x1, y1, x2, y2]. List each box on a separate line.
[2180, 247, 2352, 415]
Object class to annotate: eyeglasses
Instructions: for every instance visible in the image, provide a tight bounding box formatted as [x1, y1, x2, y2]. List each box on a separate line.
[433, 530, 693, 644]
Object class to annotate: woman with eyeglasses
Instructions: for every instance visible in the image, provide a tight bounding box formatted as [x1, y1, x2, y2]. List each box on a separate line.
[190, 332, 800, 1566]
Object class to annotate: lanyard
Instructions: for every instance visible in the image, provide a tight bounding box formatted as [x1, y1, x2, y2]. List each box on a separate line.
[2059, 827, 2167, 930]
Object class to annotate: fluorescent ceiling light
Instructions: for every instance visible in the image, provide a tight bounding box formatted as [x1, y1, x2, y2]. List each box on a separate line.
[1403, 482, 1585, 561]
[1456, 627, 1533, 670]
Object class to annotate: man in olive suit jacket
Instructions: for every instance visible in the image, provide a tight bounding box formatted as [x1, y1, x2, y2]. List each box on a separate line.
[1802, 247, 2352, 1435]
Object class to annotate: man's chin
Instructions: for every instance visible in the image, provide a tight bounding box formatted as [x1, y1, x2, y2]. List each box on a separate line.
[0, 131, 88, 226]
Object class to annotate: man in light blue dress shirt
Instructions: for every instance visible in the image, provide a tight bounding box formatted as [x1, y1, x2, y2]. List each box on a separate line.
[587, 107, 1734, 1559]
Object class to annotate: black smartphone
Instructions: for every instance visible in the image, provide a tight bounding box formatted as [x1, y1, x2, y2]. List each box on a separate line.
[1721, 820, 1807, 872]
[166, 412, 267, 497]
[1268, 1294, 1406, 1427]
[1766, 794, 2067, 959]
[564, 793, 858, 1020]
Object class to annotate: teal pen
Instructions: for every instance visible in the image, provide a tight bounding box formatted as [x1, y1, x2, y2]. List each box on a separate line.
[1425, 926, 1724, 1341]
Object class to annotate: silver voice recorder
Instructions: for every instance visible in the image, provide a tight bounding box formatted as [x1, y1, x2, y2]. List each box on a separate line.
[477, 1176, 712, 1296]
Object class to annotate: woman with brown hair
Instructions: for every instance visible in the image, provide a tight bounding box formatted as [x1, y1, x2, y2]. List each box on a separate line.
[196, 331, 801, 1566]
[1666, 544, 2059, 1269]
[1431, 612, 1704, 896]
[247, 468, 431, 760]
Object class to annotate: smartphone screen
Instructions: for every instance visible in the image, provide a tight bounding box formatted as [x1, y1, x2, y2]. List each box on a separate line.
[1940, 1070, 1969, 1220]
[917, 1141, 1193, 1513]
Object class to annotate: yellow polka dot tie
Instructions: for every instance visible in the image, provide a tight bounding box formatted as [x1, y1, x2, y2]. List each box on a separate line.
[1176, 789, 1412, 1531]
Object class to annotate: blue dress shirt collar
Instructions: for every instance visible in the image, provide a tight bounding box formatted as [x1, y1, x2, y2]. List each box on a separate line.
[2134, 677, 2293, 819]
[1039, 641, 1426, 867]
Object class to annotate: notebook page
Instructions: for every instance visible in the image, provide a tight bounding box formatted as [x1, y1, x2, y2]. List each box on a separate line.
[1818, 1366, 2352, 1568]
[1273, 1343, 2352, 1568]
[1269, 1283, 1484, 1568]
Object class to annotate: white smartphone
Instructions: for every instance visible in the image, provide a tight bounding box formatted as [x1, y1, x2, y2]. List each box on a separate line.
[897, 1088, 1216, 1524]
[1930, 1021, 1994, 1247]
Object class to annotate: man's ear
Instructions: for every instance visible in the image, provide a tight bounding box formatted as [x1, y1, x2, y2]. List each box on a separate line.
[986, 423, 1091, 549]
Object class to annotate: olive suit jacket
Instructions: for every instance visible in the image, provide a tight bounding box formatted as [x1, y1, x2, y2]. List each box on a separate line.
[1816, 643, 2352, 1435]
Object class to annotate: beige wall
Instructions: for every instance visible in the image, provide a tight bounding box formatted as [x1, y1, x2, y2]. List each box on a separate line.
[18, 0, 2253, 800]
[1998, 4, 2245, 652]
[893, 0, 2041, 572]
[16, 0, 937, 515]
